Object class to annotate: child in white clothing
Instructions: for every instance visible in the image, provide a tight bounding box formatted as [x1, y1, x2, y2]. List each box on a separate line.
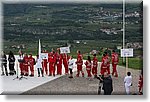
[68, 56, 74, 78]
[124, 72, 132, 95]
[35, 55, 44, 77]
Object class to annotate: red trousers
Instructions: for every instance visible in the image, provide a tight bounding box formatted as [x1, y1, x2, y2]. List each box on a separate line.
[20, 63, 24, 75]
[100, 68, 107, 75]
[42, 62, 48, 75]
[86, 69, 92, 77]
[76, 65, 84, 77]
[57, 64, 62, 75]
[63, 62, 68, 74]
[29, 65, 34, 75]
[112, 63, 118, 76]
[49, 63, 55, 76]
[107, 65, 110, 74]
[92, 67, 97, 75]
[24, 64, 29, 75]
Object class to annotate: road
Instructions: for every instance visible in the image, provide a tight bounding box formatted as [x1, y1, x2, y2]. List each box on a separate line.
[22, 64, 140, 95]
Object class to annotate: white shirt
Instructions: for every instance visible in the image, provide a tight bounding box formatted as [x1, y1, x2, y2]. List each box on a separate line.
[68, 59, 75, 69]
[35, 58, 42, 68]
[124, 76, 132, 86]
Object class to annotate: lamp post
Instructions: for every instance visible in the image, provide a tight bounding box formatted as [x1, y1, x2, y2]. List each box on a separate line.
[123, 0, 125, 64]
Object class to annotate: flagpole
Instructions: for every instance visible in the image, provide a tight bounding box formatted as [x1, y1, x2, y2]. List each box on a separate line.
[123, 0, 125, 63]
[39, 39, 41, 58]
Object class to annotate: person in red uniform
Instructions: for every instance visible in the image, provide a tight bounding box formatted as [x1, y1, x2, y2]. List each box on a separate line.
[28, 54, 35, 77]
[62, 53, 69, 75]
[23, 53, 29, 76]
[104, 52, 110, 74]
[48, 52, 56, 76]
[138, 70, 143, 95]
[85, 56, 92, 80]
[42, 50, 48, 75]
[111, 50, 119, 77]
[76, 50, 84, 77]
[56, 49, 62, 75]
[92, 54, 98, 78]
[100, 54, 108, 75]
[53, 50, 58, 75]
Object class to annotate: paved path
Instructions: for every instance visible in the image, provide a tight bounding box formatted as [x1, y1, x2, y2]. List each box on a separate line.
[22, 64, 140, 95]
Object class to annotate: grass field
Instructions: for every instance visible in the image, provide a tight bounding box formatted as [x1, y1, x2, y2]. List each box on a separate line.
[82, 54, 142, 70]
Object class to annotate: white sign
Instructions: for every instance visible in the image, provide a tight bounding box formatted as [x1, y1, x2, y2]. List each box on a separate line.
[60, 47, 70, 54]
[40, 53, 48, 59]
[121, 49, 133, 57]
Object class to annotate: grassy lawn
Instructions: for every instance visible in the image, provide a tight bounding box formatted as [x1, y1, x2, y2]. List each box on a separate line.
[118, 57, 142, 70]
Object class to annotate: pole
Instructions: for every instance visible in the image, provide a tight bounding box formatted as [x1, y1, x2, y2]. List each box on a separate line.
[123, 0, 125, 63]
[126, 57, 128, 74]
[39, 39, 41, 57]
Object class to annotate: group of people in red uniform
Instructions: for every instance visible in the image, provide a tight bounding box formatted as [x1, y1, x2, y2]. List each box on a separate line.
[18, 49, 70, 77]
[46, 49, 70, 76]
[19, 53, 35, 77]
[18, 49, 119, 78]
[83, 50, 119, 80]
[100, 50, 119, 77]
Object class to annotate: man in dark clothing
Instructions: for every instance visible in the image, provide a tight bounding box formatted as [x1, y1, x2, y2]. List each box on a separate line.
[102, 72, 113, 95]
[8, 51, 16, 75]
[0, 51, 8, 76]
[97, 72, 113, 95]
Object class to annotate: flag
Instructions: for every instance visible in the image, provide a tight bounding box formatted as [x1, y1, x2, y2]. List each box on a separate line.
[38, 39, 41, 58]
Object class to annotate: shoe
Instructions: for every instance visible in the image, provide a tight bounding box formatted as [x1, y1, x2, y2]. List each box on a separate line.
[69, 76, 73, 78]
[21, 73, 24, 76]
[49, 74, 52, 76]
[29, 74, 34, 77]
[24, 74, 28, 76]
[38, 75, 40, 77]
[9, 72, 14, 76]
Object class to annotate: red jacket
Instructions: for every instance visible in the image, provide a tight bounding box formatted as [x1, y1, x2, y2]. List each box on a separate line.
[93, 56, 98, 68]
[48, 52, 53, 63]
[49, 56, 55, 64]
[76, 54, 83, 65]
[105, 54, 110, 67]
[112, 52, 119, 64]
[23, 56, 29, 65]
[77, 54, 83, 60]
[85, 60, 92, 70]
[57, 54, 62, 65]
[101, 56, 107, 69]
[28, 56, 35, 66]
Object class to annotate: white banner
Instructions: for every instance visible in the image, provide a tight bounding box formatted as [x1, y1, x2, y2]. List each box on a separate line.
[40, 53, 48, 59]
[60, 47, 70, 54]
[121, 49, 133, 57]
